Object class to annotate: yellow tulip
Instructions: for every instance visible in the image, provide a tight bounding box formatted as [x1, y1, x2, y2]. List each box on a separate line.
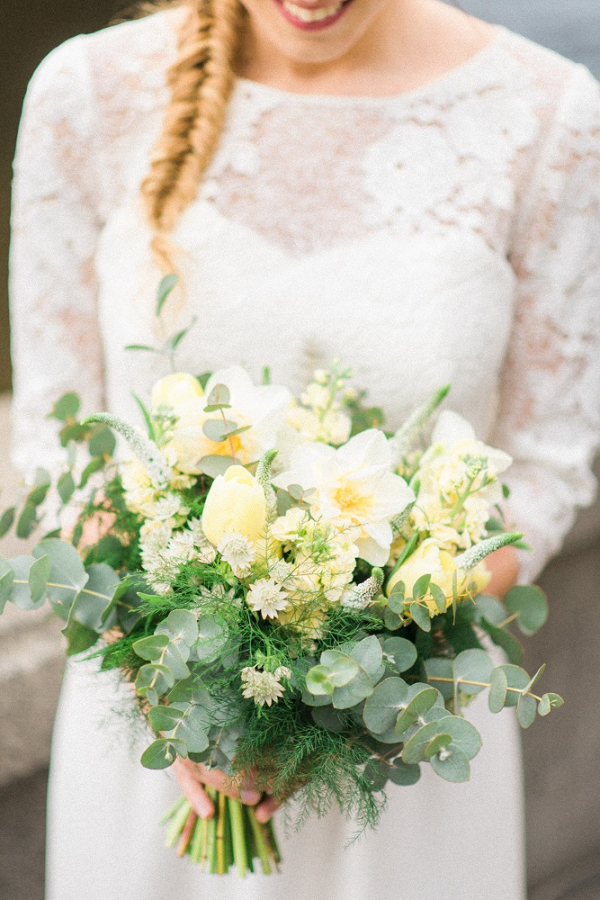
[202, 466, 267, 547]
[386, 538, 489, 616]
[151, 373, 204, 411]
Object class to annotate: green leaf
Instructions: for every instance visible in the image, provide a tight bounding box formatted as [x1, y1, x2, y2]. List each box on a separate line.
[538, 693, 563, 716]
[496, 664, 530, 708]
[133, 633, 170, 661]
[124, 344, 161, 354]
[306, 665, 335, 696]
[505, 585, 548, 636]
[89, 427, 116, 458]
[403, 721, 454, 765]
[424, 733, 453, 760]
[349, 636, 384, 680]
[132, 394, 156, 442]
[0, 560, 15, 614]
[0, 507, 16, 539]
[388, 533, 419, 580]
[156, 274, 179, 317]
[140, 738, 187, 770]
[412, 573, 431, 601]
[148, 705, 184, 732]
[156, 609, 199, 647]
[319, 652, 360, 688]
[383, 637, 417, 674]
[57, 471, 76, 504]
[517, 692, 537, 728]
[136, 663, 175, 698]
[16, 504, 38, 539]
[79, 457, 105, 489]
[473, 594, 508, 626]
[195, 616, 228, 662]
[205, 384, 231, 410]
[428, 583, 447, 614]
[62, 619, 99, 656]
[10, 556, 45, 610]
[203, 418, 238, 443]
[387, 581, 405, 615]
[430, 745, 470, 782]
[32, 539, 89, 618]
[453, 649, 494, 695]
[383, 607, 403, 631]
[311, 706, 346, 732]
[163, 642, 191, 681]
[424, 658, 454, 701]
[197, 455, 234, 480]
[28, 554, 51, 604]
[162, 318, 197, 355]
[50, 392, 80, 422]
[331, 670, 373, 709]
[440, 716, 482, 760]
[394, 687, 439, 737]
[71, 563, 120, 631]
[480, 618, 524, 666]
[168, 706, 210, 753]
[409, 602, 431, 632]
[389, 759, 421, 786]
[488, 667, 508, 713]
[363, 678, 409, 735]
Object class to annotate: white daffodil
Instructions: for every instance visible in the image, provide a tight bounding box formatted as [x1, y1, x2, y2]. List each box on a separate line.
[164, 366, 291, 473]
[273, 429, 414, 566]
[418, 410, 512, 506]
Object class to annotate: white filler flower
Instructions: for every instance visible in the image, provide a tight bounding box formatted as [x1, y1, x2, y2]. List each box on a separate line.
[246, 578, 290, 619]
[273, 429, 414, 566]
[241, 666, 292, 706]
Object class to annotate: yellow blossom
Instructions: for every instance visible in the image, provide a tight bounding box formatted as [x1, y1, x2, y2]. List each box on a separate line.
[202, 466, 267, 548]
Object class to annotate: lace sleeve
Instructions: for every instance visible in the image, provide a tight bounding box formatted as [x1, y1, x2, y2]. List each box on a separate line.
[492, 65, 600, 582]
[9, 35, 105, 477]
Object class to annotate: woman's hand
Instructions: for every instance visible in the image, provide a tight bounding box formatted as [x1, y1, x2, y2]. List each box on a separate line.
[172, 758, 281, 823]
[484, 545, 520, 599]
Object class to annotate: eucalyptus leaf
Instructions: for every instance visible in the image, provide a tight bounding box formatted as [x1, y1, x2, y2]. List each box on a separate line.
[496, 664, 530, 708]
[394, 687, 438, 737]
[203, 418, 237, 443]
[89, 427, 117, 459]
[16, 504, 38, 540]
[453, 649, 494, 695]
[424, 733, 453, 760]
[383, 637, 417, 674]
[62, 618, 99, 656]
[311, 706, 346, 732]
[133, 633, 170, 661]
[163, 642, 191, 681]
[538, 693, 563, 716]
[319, 653, 360, 688]
[412, 573, 431, 601]
[28, 554, 51, 604]
[387, 581, 405, 615]
[197, 455, 235, 480]
[480, 618, 524, 666]
[0, 559, 15, 613]
[473, 593, 508, 627]
[409, 602, 431, 632]
[428, 583, 447, 614]
[440, 716, 482, 760]
[389, 759, 421, 786]
[306, 665, 335, 696]
[195, 615, 228, 662]
[57, 472, 76, 504]
[424, 658, 454, 701]
[136, 663, 175, 698]
[50, 392, 80, 422]
[10, 556, 44, 610]
[363, 678, 409, 734]
[32, 540, 88, 617]
[148, 705, 184, 732]
[140, 738, 187, 770]
[205, 384, 231, 409]
[332, 670, 373, 709]
[0, 507, 16, 539]
[517, 692, 537, 728]
[156, 609, 199, 647]
[383, 607, 403, 631]
[168, 706, 210, 753]
[349, 636, 384, 680]
[505, 585, 548, 636]
[402, 721, 453, 765]
[79, 457, 105, 490]
[488, 667, 509, 713]
[156, 274, 179, 317]
[71, 563, 120, 631]
[430, 745, 470, 783]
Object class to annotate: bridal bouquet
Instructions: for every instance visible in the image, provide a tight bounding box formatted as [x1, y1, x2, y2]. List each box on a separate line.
[0, 291, 562, 876]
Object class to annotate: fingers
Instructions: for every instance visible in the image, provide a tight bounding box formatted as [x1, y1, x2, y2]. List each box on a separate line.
[172, 758, 215, 820]
[198, 765, 262, 806]
[255, 794, 281, 823]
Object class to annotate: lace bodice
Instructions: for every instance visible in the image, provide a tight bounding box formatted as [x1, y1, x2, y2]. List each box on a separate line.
[9, 9, 600, 581]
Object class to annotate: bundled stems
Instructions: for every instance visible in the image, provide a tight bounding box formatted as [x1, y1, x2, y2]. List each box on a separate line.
[162, 791, 281, 876]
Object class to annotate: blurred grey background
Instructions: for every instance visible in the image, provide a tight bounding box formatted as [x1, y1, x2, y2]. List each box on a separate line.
[1, 2, 600, 899]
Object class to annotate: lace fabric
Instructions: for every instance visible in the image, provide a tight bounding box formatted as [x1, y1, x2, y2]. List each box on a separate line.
[9, 9, 600, 581]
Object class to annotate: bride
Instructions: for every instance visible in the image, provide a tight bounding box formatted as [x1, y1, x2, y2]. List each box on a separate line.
[9, 0, 600, 897]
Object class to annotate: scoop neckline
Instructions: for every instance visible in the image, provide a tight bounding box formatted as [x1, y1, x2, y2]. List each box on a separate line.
[234, 24, 507, 106]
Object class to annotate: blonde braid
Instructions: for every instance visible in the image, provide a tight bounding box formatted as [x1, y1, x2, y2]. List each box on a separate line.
[141, 0, 245, 264]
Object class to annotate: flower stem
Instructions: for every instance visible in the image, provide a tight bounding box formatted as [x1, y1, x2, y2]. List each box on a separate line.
[228, 797, 249, 878]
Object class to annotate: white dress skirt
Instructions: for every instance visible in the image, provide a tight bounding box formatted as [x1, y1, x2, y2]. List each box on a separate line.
[8, 9, 600, 900]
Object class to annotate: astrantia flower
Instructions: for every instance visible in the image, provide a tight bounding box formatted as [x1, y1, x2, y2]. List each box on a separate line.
[153, 494, 189, 522]
[218, 532, 256, 578]
[273, 430, 414, 566]
[246, 578, 290, 619]
[241, 666, 291, 707]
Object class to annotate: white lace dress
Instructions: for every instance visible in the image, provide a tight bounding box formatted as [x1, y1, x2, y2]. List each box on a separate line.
[9, 10, 600, 900]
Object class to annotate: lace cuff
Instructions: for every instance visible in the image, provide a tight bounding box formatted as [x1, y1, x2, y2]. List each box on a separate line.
[9, 35, 106, 479]
[492, 66, 600, 582]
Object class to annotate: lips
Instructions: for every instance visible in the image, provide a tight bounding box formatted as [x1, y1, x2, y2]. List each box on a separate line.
[275, 0, 353, 30]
